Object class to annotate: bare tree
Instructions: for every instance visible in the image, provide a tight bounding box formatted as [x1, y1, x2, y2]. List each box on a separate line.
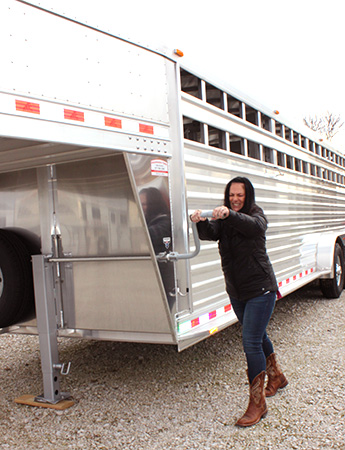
[304, 112, 344, 140]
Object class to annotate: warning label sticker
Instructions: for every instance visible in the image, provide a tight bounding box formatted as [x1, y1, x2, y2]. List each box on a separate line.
[151, 159, 168, 177]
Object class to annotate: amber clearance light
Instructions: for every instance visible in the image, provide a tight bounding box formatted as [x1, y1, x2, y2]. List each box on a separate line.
[174, 49, 184, 57]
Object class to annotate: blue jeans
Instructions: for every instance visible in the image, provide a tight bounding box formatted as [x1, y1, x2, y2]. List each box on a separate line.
[230, 292, 276, 384]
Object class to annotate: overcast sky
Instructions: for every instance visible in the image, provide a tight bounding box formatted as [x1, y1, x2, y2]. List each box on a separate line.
[31, 0, 345, 148]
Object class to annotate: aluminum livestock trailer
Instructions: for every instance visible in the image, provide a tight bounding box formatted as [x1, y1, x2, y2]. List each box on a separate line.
[1, 0, 345, 405]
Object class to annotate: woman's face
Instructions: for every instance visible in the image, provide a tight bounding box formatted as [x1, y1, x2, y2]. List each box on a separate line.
[229, 183, 246, 212]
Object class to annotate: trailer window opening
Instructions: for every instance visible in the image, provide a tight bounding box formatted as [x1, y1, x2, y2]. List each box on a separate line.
[301, 136, 307, 148]
[275, 121, 283, 137]
[295, 158, 301, 172]
[245, 105, 258, 125]
[285, 126, 292, 142]
[206, 82, 224, 109]
[227, 95, 242, 118]
[286, 155, 294, 170]
[229, 133, 244, 155]
[180, 69, 202, 99]
[277, 151, 285, 167]
[302, 161, 309, 174]
[247, 140, 260, 160]
[261, 113, 271, 131]
[264, 147, 274, 164]
[208, 125, 226, 150]
[293, 131, 300, 146]
[183, 117, 204, 143]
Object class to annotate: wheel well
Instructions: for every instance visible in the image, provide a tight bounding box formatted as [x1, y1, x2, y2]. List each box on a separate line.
[0, 228, 41, 328]
[317, 233, 345, 279]
[5, 228, 41, 255]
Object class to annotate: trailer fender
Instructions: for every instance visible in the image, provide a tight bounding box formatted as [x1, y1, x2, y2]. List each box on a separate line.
[316, 232, 345, 278]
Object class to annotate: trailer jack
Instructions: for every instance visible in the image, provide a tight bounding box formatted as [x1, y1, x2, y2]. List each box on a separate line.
[15, 255, 74, 410]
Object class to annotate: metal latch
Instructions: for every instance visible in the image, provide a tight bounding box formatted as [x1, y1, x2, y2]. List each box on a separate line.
[157, 211, 214, 262]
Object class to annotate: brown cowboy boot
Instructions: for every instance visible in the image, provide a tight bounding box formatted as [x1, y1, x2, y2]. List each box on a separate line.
[265, 353, 288, 397]
[235, 371, 267, 427]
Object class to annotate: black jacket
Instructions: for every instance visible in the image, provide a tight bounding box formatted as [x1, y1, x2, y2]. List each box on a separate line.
[197, 205, 278, 302]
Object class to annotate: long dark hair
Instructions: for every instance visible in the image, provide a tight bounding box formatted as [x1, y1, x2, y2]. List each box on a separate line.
[140, 187, 169, 223]
[223, 177, 256, 214]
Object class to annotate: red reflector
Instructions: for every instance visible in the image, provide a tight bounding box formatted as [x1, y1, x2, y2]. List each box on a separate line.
[139, 123, 154, 134]
[15, 100, 40, 114]
[224, 304, 231, 312]
[104, 117, 122, 128]
[64, 109, 84, 122]
[209, 310, 217, 320]
[191, 318, 200, 328]
[278, 281, 283, 287]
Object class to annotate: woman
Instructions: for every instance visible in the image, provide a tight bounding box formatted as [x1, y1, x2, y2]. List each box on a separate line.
[190, 177, 287, 427]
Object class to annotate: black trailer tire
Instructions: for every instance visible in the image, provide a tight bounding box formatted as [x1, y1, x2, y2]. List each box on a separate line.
[0, 229, 36, 327]
[319, 243, 345, 299]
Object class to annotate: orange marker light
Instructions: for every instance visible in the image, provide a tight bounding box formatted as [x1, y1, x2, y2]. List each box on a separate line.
[274, 110, 280, 115]
[209, 327, 218, 335]
[174, 49, 184, 57]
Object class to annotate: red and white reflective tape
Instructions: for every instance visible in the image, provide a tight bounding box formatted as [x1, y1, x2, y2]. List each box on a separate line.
[278, 267, 315, 288]
[178, 303, 232, 335]
[2, 94, 169, 139]
[178, 267, 316, 335]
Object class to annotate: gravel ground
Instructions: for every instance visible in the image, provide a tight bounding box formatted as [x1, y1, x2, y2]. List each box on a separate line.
[0, 281, 344, 450]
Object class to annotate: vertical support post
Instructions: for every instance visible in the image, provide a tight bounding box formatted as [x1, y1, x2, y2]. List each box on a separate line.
[32, 255, 71, 404]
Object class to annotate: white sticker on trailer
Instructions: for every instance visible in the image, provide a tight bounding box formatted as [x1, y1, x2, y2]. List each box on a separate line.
[151, 159, 168, 177]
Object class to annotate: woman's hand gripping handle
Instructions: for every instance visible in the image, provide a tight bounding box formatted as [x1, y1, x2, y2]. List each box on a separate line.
[190, 207, 229, 222]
